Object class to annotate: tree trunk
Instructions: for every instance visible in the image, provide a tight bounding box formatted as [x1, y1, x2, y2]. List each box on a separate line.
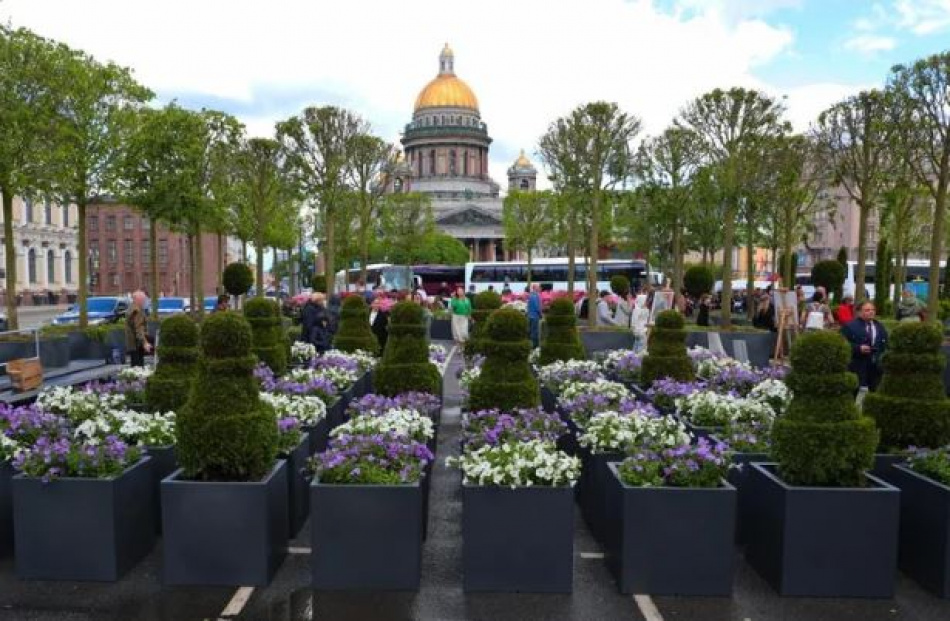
[855, 202, 869, 302]
[194, 224, 204, 319]
[359, 218, 369, 290]
[325, 206, 336, 296]
[567, 214, 576, 296]
[719, 199, 737, 328]
[928, 168, 948, 319]
[242, 239, 248, 264]
[587, 190, 600, 329]
[2, 188, 18, 331]
[255, 234, 265, 299]
[288, 246, 296, 297]
[892, 231, 904, 314]
[217, 231, 224, 294]
[527, 250, 533, 288]
[671, 214, 683, 293]
[77, 199, 88, 328]
[746, 217, 755, 320]
[873, 239, 889, 310]
[150, 223, 159, 321]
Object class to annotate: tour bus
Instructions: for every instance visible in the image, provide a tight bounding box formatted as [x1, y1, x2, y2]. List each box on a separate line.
[464, 258, 651, 294]
[843, 259, 945, 300]
[412, 264, 465, 296]
[334, 264, 420, 293]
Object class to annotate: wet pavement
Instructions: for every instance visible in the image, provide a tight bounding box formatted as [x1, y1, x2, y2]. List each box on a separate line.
[1, 344, 949, 620]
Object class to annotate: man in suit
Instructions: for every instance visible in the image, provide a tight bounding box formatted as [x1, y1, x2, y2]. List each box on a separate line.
[840, 300, 888, 392]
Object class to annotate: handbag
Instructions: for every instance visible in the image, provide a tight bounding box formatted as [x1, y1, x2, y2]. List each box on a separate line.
[805, 310, 824, 330]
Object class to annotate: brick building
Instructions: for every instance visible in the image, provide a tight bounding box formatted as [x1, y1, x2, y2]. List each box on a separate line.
[87, 199, 242, 297]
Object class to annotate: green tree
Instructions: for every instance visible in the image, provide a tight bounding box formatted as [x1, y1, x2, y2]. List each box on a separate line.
[416, 233, 470, 265]
[345, 133, 394, 286]
[685, 165, 726, 265]
[502, 190, 552, 284]
[679, 88, 789, 327]
[379, 192, 434, 265]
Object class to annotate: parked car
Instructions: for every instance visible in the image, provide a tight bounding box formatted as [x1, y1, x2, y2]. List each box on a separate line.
[0, 312, 7, 332]
[156, 297, 191, 318]
[204, 296, 219, 313]
[52, 297, 129, 326]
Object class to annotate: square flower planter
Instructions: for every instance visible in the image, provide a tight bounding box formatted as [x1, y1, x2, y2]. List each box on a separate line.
[311, 480, 422, 590]
[303, 418, 330, 454]
[0, 461, 14, 557]
[280, 434, 311, 537]
[540, 385, 558, 414]
[13, 457, 156, 581]
[716, 442, 770, 545]
[578, 448, 624, 543]
[886, 465, 950, 598]
[162, 460, 288, 586]
[604, 463, 736, 595]
[145, 445, 177, 534]
[326, 397, 346, 429]
[463, 484, 574, 593]
[744, 462, 900, 598]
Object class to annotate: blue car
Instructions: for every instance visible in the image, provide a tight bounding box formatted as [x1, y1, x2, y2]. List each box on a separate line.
[204, 296, 219, 312]
[156, 297, 191, 317]
[52, 296, 130, 326]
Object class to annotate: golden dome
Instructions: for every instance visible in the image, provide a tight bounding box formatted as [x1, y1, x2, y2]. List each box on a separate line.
[513, 149, 532, 168]
[413, 43, 479, 112]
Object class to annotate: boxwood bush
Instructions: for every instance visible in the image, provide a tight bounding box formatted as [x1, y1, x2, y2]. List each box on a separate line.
[538, 297, 586, 365]
[177, 312, 278, 481]
[640, 310, 693, 385]
[772, 330, 878, 486]
[468, 308, 540, 411]
[243, 297, 287, 375]
[332, 295, 379, 354]
[222, 262, 253, 297]
[464, 290, 503, 358]
[863, 322, 950, 451]
[145, 314, 199, 414]
[684, 265, 714, 299]
[374, 301, 441, 397]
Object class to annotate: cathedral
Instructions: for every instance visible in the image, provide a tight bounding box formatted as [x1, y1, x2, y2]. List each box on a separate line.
[385, 44, 537, 262]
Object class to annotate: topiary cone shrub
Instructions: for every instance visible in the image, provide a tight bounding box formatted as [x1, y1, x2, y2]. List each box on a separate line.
[222, 262, 253, 298]
[771, 331, 878, 487]
[863, 322, 950, 451]
[145, 314, 200, 414]
[640, 310, 693, 385]
[464, 290, 503, 359]
[684, 265, 714, 299]
[538, 297, 586, 365]
[244, 297, 287, 376]
[468, 308, 540, 412]
[610, 275, 630, 298]
[374, 301, 442, 397]
[332, 294, 379, 354]
[177, 312, 278, 481]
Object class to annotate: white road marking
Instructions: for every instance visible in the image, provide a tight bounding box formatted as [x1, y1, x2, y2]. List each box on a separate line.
[580, 551, 605, 559]
[633, 594, 664, 621]
[220, 586, 255, 617]
[288, 546, 311, 554]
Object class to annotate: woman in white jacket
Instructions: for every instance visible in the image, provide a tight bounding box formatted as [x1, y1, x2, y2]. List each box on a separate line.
[630, 295, 650, 353]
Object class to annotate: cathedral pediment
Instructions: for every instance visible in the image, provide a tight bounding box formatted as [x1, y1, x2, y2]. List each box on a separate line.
[437, 205, 500, 226]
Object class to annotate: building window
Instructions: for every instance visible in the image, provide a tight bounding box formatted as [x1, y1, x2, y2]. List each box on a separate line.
[64, 251, 72, 283]
[159, 239, 168, 265]
[142, 217, 150, 231]
[62, 205, 69, 227]
[28, 248, 36, 283]
[124, 239, 134, 265]
[520, 179, 529, 189]
[142, 239, 150, 264]
[107, 240, 117, 263]
[124, 215, 134, 231]
[25, 199, 33, 223]
[106, 215, 116, 231]
[89, 215, 98, 231]
[111, 273, 119, 287]
[429, 150, 435, 176]
[47, 249, 54, 284]
[449, 150, 456, 176]
[44, 200, 52, 225]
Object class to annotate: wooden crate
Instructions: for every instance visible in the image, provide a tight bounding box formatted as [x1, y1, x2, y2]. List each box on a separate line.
[7, 359, 43, 392]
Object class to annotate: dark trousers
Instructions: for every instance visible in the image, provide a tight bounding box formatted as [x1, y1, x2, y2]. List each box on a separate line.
[129, 346, 145, 367]
[529, 317, 540, 349]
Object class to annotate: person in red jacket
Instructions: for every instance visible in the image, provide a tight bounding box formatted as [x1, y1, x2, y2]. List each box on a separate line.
[835, 294, 855, 325]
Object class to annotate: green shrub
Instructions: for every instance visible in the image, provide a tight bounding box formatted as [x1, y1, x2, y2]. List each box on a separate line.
[864, 322, 950, 451]
[145, 314, 200, 414]
[771, 330, 878, 486]
[464, 290, 503, 358]
[468, 309, 540, 411]
[684, 265, 714, 299]
[222, 262, 253, 297]
[312, 274, 327, 293]
[641, 310, 693, 385]
[538, 296, 586, 365]
[374, 301, 441, 396]
[610, 275, 630, 298]
[811, 260, 846, 300]
[243, 297, 287, 375]
[332, 295, 379, 354]
[177, 312, 278, 481]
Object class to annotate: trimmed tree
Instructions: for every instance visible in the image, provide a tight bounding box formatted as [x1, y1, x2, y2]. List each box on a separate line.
[771, 331, 878, 486]
[145, 314, 199, 413]
[683, 265, 714, 299]
[243, 297, 287, 376]
[610, 275, 630, 298]
[464, 290, 503, 359]
[538, 297, 586, 365]
[177, 311, 278, 481]
[468, 309, 540, 412]
[864, 322, 950, 451]
[811, 260, 846, 302]
[223, 262, 253, 298]
[374, 301, 441, 397]
[641, 310, 693, 385]
[332, 295, 379, 354]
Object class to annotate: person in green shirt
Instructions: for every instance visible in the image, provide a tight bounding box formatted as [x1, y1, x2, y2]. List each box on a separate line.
[450, 285, 472, 345]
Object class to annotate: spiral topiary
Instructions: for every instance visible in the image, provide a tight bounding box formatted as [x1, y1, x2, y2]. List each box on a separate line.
[468, 308, 540, 411]
[771, 330, 878, 486]
[863, 322, 950, 451]
[332, 295, 379, 354]
[243, 297, 287, 376]
[640, 310, 693, 385]
[144, 314, 200, 415]
[538, 297, 586, 365]
[464, 290, 503, 359]
[374, 301, 441, 397]
[222, 262, 253, 297]
[177, 311, 278, 481]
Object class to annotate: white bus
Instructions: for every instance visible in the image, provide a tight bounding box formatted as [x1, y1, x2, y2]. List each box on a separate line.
[844, 259, 945, 300]
[465, 258, 651, 294]
[334, 264, 419, 293]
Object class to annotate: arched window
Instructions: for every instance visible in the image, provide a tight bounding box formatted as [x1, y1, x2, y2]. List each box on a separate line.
[62, 205, 69, 227]
[429, 150, 436, 176]
[64, 251, 72, 283]
[463, 150, 468, 176]
[25, 199, 33, 223]
[28, 248, 36, 283]
[44, 200, 52, 225]
[449, 150, 457, 176]
[47, 249, 55, 284]
[520, 179, 530, 189]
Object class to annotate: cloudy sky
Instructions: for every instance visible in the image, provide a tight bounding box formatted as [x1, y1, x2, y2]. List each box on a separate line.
[3, 0, 949, 188]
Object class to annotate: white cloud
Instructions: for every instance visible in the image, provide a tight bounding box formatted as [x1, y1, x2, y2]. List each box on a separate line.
[895, 0, 950, 34]
[843, 34, 897, 54]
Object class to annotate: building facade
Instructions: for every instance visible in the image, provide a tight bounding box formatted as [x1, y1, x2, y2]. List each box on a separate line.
[392, 44, 537, 261]
[0, 195, 79, 305]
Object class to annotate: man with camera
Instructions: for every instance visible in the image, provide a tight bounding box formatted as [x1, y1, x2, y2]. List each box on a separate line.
[840, 300, 888, 392]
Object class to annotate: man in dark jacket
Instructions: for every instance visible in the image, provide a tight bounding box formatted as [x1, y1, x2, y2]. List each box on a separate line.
[125, 291, 152, 367]
[840, 300, 888, 392]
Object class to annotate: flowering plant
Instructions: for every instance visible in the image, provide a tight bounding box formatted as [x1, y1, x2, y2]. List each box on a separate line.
[276, 416, 305, 454]
[598, 349, 642, 384]
[528, 347, 541, 368]
[676, 391, 775, 428]
[14, 434, 142, 481]
[557, 379, 632, 425]
[906, 446, 950, 486]
[447, 439, 580, 488]
[429, 343, 448, 375]
[0, 405, 65, 462]
[618, 437, 731, 488]
[347, 392, 440, 417]
[747, 378, 792, 416]
[332, 408, 435, 443]
[459, 365, 482, 395]
[309, 432, 434, 484]
[502, 300, 527, 313]
[288, 366, 359, 392]
[578, 411, 690, 454]
[718, 421, 771, 453]
[687, 346, 722, 367]
[117, 366, 154, 383]
[36, 386, 126, 421]
[291, 341, 317, 364]
[460, 407, 566, 449]
[647, 378, 705, 410]
[71, 408, 177, 447]
[538, 360, 604, 393]
[257, 366, 338, 404]
[259, 391, 327, 426]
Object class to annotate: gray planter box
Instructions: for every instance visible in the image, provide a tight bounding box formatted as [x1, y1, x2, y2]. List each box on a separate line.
[579, 330, 635, 357]
[0, 461, 12, 557]
[605, 463, 736, 595]
[744, 462, 899, 597]
[66, 331, 108, 360]
[38, 337, 70, 368]
[724, 448, 770, 545]
[161, 460, 288, 586]
[0, 341, 34, 368]
[280, 434, 311, 537]
[578, 449, 624, 543]
[13, 457, 156, 581]
[303, 419, 330, 454]
[430, 318, 452, 341]
[311, 480, 422, 590]
[463, 484, 574, 592]
[145, 445, 177, 534]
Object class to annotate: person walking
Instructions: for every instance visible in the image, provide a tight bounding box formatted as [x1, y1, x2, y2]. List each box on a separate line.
[308, 293, 332, 354]
[896, 288, 926, 323]
[835, 294, 855, 325]
[696, 293, 711, 327]
[370, 290, 391, 353]
[631, 294, 650, 353]
[213, 294, 230, 312]
[596, 291, 617, 327]
[450, 285, 472, 345]
[841, 300, 888, 392]
[801, 288, 833, 331]
[614, 292, 634, 328]
[527, 283, 543, 348]
[125, 290, 151, 367]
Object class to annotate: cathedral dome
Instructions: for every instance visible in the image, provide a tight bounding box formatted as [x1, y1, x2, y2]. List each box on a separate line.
[413, 43, 479, 112]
